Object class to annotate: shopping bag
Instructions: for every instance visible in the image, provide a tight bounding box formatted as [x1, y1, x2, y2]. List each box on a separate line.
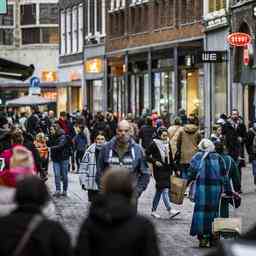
[212, 217, 242, 235]
[169, 176, 187, 205]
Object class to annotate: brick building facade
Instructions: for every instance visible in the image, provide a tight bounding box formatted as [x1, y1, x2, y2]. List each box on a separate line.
[105, 0, 205, 125]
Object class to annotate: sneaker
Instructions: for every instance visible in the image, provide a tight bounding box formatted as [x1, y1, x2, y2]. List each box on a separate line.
[53, 191, 61, 197]
[151, 211, 161, 219]
[168, 209, 181, 219]
[62, 191, 67, 197]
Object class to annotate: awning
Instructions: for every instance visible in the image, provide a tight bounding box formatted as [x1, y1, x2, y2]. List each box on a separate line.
[0, 58, 34, 81]
[6, 95, 55, 107]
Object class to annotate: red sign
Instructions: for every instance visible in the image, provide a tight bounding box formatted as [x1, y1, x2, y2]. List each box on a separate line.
[243, 46, 250, 66]
[227, 32, 252, 47]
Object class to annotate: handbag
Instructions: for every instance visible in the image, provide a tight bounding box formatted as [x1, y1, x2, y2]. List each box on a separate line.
[169, 175, 187, 205]
[13, 214, 44, 256]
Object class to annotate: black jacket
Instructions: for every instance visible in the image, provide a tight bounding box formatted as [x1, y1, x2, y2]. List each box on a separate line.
[0, 205, 72, 256]
[145, 141, 175, 189]
[0, 128, 11, 154]
[246, 127, 256, 162]
[75, 194, 160, 256]
[222, 119, 247, 161]
[48, 130, 71, 162]
[138, 125, 155, 149]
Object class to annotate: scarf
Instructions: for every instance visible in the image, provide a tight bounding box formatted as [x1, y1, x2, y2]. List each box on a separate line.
[153, 139, 170, 164]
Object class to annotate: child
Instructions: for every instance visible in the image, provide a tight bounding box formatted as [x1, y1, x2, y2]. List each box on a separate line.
[34, 133, 49, 181]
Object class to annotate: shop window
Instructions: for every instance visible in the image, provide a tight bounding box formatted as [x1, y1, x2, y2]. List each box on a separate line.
[209, 0, 226, 12]
[22, 27, 58, 44]
[21, 4, 36, 25]
[0, 5, 14, 26]
[0, 29, 13, 45]
[39, 4, 58, 24]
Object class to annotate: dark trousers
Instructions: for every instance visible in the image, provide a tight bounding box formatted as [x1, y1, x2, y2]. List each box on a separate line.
[76, 150, 85, 170]
[88, 190, 99, 202]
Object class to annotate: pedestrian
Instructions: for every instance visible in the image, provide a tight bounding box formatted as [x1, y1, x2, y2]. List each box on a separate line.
[167, 116, 183, 159]
[222, 109, 247, 189]
[34, 132, 49, 181]
[96, 119, 150, 201]
[0, 176, 72, 256]
[74, 125, 89, 172]
[176, 115, 201, 179]
[126, 113, 139, 142]
[106, 112, 117, 140]
[48, 124, 71, 197]
[246, 121, 256, 190]
[214, 141, 241, 218]
[0, 115, 11, 154]
[18, 112, 28, 132]
[188, 139, 225, 248]
[79, 131, 106, 202]
[145, 127, 180, 219]
[25, 107, 40, 136]
[210, 124, 224, 143]
[138, 116, 155, 149]
[177, 109, 188, 126]
[75, 169, 160, 256]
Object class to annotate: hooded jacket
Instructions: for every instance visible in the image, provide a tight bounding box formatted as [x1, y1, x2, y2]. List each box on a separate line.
[176, 124, 201, 164]
[75, 194, 160, 256]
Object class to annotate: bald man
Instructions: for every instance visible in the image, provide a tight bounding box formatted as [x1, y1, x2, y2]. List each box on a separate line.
[96, 120, 150, 199]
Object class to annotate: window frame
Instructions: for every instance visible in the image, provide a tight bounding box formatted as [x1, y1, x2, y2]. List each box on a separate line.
[0, 3, 15, 46]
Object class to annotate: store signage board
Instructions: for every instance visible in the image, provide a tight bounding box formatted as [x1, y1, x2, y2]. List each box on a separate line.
[227, 33, 252, 47]
[201, 51, 228, 63]
[0, 0, 7, 14]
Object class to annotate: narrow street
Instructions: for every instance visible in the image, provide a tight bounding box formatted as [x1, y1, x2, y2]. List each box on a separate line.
[48, 165, 256, 256]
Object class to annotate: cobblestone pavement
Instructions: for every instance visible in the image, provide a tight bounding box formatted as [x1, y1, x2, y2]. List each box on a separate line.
[47, 165, 256, 256]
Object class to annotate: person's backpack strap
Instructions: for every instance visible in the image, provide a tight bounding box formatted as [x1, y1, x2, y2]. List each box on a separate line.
[13, 214, 44, 256]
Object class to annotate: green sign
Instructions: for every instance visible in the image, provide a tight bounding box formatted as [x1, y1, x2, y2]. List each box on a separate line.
[0, 0, 7, 14]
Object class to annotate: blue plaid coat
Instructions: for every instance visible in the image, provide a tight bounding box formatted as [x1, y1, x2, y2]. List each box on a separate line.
[188, 151, 225, 237]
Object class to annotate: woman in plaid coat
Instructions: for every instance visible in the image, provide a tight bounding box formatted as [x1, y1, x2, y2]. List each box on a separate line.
[79, 132, 106, 202]
[188, 139, 225, 248]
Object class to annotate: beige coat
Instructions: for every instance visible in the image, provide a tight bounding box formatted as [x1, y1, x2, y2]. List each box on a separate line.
[177, 124, 201, 164]
[168, 125, 183, 158]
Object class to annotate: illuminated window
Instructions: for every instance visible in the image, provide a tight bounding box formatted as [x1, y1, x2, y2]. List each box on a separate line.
[209, 0, 226, 12]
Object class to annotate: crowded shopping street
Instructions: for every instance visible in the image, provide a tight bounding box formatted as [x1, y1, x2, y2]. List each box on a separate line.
[1, 0, 256, 256]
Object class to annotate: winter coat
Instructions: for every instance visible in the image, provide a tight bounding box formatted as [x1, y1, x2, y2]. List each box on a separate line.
[0, 205, 72, 256]
[0, 186, 55, 218]
[26, 114, 40, 135]
[74, 132, 88, 152]
[48, 130, 71, 162]
[145, 140, 174, 190]
[96, 137, 150, 197]
[75, 194, 160, 256]
[79, 144, 99, 191]
[0, 128, 11, 154]
[222, 118, 247, 161]
[168, 125, 183, 158]
[138, 125, 155, 149]
[188, 151, 225, 237]
[246, 127, 256, 162]
[176, 124, 201, 164]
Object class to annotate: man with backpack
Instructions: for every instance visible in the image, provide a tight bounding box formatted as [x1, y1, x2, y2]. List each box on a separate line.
[246, 122, 256, 189]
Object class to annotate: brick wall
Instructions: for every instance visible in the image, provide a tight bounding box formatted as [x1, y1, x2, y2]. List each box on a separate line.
[106, 0, 203, 52]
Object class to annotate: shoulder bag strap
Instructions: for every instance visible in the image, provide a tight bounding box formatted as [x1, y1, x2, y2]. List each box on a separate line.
[13, 214, 44, 256]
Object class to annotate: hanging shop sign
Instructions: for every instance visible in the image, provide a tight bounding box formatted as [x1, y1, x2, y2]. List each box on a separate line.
[227, 33, 252, 47]
[201, 51, 228, 63]
[85, 58, 103, 73]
